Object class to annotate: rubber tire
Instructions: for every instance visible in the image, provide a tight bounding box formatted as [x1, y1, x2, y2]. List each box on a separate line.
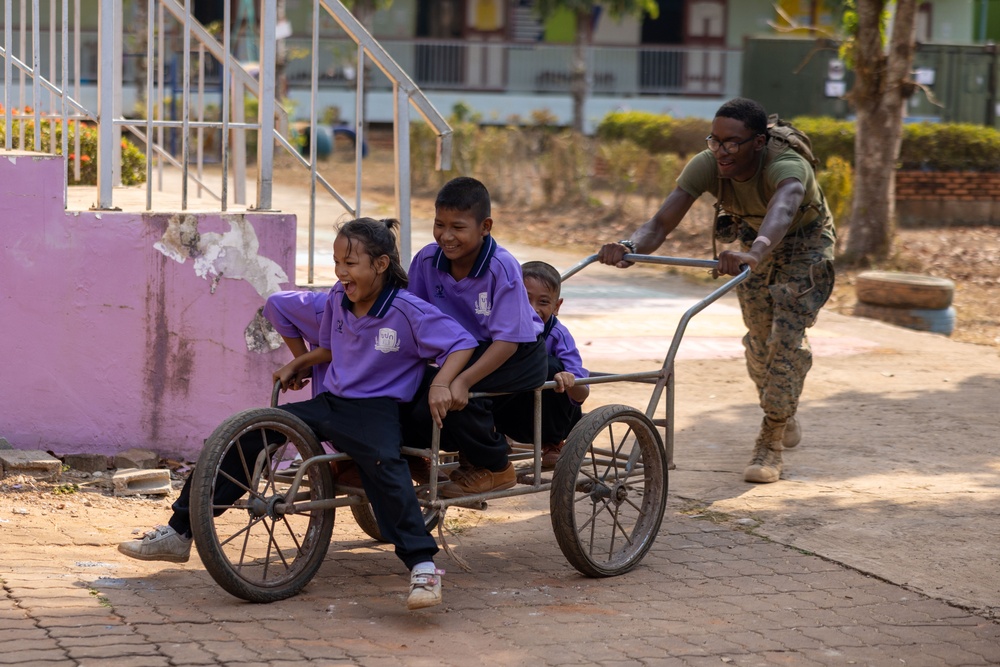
[853, 302, 956, 335]
[550, 404, 668, 578]
[350, 501, 440, 543]
[190, 408, 335, 603]
[855, 271, 955, 310]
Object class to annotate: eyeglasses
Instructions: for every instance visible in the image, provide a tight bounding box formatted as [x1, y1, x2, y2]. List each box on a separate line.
[705, 135, 758, 154]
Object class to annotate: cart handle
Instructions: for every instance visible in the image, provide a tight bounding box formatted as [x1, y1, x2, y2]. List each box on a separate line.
[561, 253, 723, 282]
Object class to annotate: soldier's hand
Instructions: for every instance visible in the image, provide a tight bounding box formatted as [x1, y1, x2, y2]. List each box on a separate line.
[598, 242, 634, 268]
[716, 250, 759, 277]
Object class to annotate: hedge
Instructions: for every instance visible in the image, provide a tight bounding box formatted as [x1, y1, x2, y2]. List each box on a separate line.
[598, 110, 1000, 173]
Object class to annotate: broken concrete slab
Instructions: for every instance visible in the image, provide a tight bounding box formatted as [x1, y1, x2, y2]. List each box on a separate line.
[0, 450, 62, 480]
[111, 468, 172, 496]
[62, 453, 110, 473]
[113, 448, 159, 470]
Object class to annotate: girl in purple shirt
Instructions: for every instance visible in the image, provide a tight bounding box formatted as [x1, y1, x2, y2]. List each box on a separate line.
[119, 218, 476, 612]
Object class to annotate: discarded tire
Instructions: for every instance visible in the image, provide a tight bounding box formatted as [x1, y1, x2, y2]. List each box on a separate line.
[855, 271, 955, 310]
[853, 302, 956, 336]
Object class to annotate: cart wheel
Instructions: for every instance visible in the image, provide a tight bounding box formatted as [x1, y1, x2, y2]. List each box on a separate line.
[189, 408, 335, 603]
[550, 404, 667, 577]
[350, 495, 441, 543]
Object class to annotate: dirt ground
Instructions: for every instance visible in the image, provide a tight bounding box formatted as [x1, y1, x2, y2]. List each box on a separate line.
[311, 142, 1000, 351]
[12, 141, 997, 628]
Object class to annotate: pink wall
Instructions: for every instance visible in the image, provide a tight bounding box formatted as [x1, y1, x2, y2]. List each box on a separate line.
[0, 152, 299, 461]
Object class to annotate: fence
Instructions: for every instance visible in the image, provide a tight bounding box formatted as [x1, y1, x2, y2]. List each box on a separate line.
[0, 0, 453, 282]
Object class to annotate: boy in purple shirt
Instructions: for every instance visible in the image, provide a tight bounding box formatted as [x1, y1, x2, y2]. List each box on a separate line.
[119, 218, 476, 611]
[405, 176, 547, 497]
[496, 261, 590, 469]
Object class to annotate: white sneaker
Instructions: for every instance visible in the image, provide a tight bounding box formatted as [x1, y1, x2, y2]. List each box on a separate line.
[117, 525, 192, 563]
[406, 567, 443, 610]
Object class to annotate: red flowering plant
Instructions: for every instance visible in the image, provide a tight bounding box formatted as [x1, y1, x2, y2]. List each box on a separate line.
[0, 107, 146, 186]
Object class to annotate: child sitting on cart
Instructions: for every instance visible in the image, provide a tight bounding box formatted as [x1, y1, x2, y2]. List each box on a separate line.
[496, 261, 590, 469]
[118, 217, 477, 611]
[404, 176, 548, 497]
[262, 288, 331, 397]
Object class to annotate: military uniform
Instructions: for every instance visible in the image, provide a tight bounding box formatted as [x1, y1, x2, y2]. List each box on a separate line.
[677, 146, 835, 425]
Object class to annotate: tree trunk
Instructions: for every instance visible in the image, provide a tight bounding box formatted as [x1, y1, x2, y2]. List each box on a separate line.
[570, 9, 592, 134]
[844, 0, 918, 265]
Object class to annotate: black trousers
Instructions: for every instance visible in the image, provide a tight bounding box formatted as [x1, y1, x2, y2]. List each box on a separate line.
[493, 354, 583, 446]
[170, 393, 438, 570]
[404, 337, 547, 471]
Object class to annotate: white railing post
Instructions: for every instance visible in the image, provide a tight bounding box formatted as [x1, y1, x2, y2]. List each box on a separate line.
[112, 0, 122, 186]
[393, 83, 411, 268]
[95, 0, 115, 208]
[256, 0, 276, 210]
[4, 0, 13, 148]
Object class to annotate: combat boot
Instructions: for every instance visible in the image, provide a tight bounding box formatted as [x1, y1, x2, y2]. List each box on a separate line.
[782, 416, 801, 449]
[744, 417, 786, 484]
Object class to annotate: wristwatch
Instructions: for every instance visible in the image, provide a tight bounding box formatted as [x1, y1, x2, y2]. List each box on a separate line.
[618, 239, 637, 254]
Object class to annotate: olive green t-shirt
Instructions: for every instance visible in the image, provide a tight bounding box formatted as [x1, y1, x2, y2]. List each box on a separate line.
[676, 146, 836, 249]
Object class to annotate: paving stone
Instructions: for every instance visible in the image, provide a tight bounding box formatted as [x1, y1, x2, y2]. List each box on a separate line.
[113, 448, 160, 470]
[62, 453, 110, 473]
[111, 468, 172, 496]
[0, 450, 61, 480]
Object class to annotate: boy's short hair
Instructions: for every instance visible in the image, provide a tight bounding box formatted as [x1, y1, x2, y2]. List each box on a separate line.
[435, 176, 491, 224]
[521, 260, 562, 297]
[715, 97, 768, 136]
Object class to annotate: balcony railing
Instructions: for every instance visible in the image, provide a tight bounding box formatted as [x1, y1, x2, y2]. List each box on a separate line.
[282, 39, 739, 97]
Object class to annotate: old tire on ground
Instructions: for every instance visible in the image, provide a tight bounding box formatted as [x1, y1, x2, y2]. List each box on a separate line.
[853, 302, 956, 335]
[190, 408, 335, 603]
[550, 404, 667, 578]
[855, 271, 955, 310]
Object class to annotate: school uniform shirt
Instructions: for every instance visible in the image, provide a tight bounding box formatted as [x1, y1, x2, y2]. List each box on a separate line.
[263, 289, 332, 397]
[545, 315, 588, 405]
[318, 283, 476, 403]
[408, 235, 543, 343]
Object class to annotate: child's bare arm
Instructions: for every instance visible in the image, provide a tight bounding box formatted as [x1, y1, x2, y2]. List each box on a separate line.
[553, 371, 590, 404]
[450, 340, 518, 408]
[279, 335, 311, 390]
[274, 347, 332, 392]
[427, 347, 475, 428]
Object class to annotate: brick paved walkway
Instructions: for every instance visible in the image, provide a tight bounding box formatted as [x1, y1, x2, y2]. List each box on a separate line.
[2, 492, 998, 667]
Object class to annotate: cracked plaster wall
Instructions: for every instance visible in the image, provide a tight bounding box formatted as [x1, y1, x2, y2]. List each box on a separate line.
[0, 152, 298, 460]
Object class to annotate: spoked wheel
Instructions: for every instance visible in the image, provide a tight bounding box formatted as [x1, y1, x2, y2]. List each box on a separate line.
[189, 408, 336, 603]
[550, 404, 668, 577]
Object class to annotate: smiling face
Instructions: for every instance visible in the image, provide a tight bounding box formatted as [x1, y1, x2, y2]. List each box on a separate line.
[524, 275, 562, 325]
[708, 115, 766, 182]
[333, 233, 389, 316]
[433, 206, 492, 277]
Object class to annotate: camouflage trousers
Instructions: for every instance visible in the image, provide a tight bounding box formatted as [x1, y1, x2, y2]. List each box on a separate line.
[736, 222, 835, 422]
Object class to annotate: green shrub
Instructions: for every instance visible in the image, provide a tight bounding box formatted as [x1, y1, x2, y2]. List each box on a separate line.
[788, 116, 855, 166]
[596, 111, 709, 157]
[0, 110, 146, 185]
[899, 122, 1000, 171]
[816, 155, 853, 229]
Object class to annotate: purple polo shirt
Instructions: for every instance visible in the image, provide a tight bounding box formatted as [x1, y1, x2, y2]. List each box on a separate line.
[545, 315, 587, 380]
[408, 236, 543, 343]
[317, 283, 476, 402]
[263, 290, 332, 397]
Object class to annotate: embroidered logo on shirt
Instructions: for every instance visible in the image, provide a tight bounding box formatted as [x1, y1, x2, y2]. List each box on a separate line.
[336, 319, 344, 334]
[374, 327, 400, 354]
[474, 292, 491, 316]
[434, 284, 445, 299]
